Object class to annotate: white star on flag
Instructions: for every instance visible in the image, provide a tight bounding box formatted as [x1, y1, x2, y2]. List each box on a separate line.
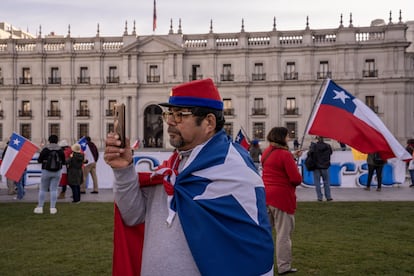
[192, 144, 263, 224]
[332, 89, 350, 104]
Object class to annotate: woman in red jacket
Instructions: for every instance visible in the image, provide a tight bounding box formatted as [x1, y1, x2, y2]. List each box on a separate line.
[261, 127, 302, 275]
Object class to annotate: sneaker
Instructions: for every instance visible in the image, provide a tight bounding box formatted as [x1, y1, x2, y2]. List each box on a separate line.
[376, 188, 381, 192]
[34, 207, 43, 214]
[50, 208, 58, 214]
[364, 187, 370, 191]
[327, 198, 333, 201]
[90, 191, 99, 194]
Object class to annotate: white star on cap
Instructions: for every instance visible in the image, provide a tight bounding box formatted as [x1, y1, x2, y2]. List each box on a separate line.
[332, 89, 350, 104]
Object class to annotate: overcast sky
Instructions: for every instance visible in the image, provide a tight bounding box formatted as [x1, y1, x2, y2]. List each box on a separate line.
[3, 0, 414, 37]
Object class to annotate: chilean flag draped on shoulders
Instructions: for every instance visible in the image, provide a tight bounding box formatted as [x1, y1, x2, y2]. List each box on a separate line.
[113, 130, 274, 276]
[170, 130, 274, 275]
[307, 79, 411, 160]
[0, 132, 38, 182]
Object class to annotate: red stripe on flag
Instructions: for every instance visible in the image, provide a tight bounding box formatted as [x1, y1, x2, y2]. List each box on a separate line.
[6, 141, 38, 182]
[309, 104, 394, 159]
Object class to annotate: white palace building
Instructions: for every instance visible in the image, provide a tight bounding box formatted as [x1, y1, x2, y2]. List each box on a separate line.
[0, 12, 413, 150]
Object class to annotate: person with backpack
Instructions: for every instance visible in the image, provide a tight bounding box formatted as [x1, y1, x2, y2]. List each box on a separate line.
[34, 135, 65, 215]
[364, 152, 386, 191]
[308, 136, 333, 201]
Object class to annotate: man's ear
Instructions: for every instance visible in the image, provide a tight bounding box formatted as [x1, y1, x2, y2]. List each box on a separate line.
[204, 113, 217, 131]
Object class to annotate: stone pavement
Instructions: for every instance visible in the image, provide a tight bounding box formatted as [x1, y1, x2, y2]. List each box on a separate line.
[1, 180, 414, 203]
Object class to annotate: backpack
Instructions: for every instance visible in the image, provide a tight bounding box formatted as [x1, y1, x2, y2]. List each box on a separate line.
[305, 152, 317, 171]
[44, 150, 62, 171]
[373, 152, 385, 166]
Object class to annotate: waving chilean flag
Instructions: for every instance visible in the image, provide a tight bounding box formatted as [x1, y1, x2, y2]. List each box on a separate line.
[307, 79, 411, 160]
[0, 132, 38, 182]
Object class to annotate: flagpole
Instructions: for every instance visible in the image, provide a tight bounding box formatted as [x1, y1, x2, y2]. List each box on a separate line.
[240, 126, 251, 143]
[299, 78, 329, 150]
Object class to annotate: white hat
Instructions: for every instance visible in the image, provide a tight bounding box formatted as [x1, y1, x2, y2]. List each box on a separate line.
[58, 139, 69, 147]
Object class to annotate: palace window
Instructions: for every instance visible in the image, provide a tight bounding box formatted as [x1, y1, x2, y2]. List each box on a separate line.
[147, 65, 160, 83]
[252, 63, 266, 81]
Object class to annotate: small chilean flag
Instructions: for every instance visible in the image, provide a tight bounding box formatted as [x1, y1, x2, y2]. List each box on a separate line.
[235, 129, 250, 151]
[0, 132, 39, 182]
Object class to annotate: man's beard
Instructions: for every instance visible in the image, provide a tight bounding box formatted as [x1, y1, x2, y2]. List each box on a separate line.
[168, 127, 185, 149]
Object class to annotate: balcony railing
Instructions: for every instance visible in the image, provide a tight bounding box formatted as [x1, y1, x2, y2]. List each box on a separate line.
[284, 72, 298, 80]
[252, 108, 266, 115]
[0, 77, 3, 85]
[19, 77, 32, 84]
[316, 71, 332, 79]
[362, 70, 378, 78]
[106, 109, 114, 116]
[368, 105, 379, 113]
[78, 77, 90, 84]
[76, 109, 90, 117]
[47, 110, 61, 117]
[284, 107, 299, 115]
[252, 73, 266, 81]
[189, 74, 203, 81]
[223, 108, 235, 116]
[147, 75, 160, 83]
[220, 74, 234, 81]
[106, 76, 119, 83]
[48, 77, 61, 84]
[19, 110, 32, 117]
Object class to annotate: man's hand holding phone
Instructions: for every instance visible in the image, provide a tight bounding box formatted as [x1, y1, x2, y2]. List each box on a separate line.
[113, 103, 126, 148]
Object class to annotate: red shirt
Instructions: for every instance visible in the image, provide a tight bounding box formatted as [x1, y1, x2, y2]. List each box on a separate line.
[261, 146, 302, 214]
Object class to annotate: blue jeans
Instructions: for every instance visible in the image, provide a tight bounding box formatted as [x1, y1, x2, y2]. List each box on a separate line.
[409, 169, 414, 186]
[15, 171, 26, 200]
[313, 169, 332, 200]
[37, 169, 62, 208]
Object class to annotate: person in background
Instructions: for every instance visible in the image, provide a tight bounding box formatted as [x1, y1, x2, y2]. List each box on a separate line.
[104, 78, 274, 275]
[406, 139, 414, 188]
[339, 141, 347, 151]
[249, 139, 262, 170]
[58, 140, 71, 199]
[308, 136, 333, 201]
[14, 169, 27, 200]
[261, 127, 302, 275]
[34, 135, 65, 215]
[365, 152, 386, 191]
[67, 143, 86, 203]
[81, 136, 99, 194]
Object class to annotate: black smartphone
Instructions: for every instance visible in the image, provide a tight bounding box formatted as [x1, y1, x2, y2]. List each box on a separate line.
[113, 103, 126, 148]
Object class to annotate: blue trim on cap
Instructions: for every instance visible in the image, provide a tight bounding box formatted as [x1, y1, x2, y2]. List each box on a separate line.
[169, 96, 223, 110]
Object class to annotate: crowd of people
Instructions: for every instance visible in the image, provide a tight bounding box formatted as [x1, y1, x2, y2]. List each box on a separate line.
[0, 134, 100, 214]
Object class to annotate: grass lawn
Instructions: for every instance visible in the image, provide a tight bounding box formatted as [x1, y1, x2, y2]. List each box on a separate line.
[0, 202, 413, 275]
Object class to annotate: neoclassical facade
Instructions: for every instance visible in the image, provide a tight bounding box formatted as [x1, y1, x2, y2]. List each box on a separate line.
[0, 15, 413, 150]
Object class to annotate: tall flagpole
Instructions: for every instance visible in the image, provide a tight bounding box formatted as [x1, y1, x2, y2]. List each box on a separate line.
[153, 0, 157, 32]
[299, 77, 329, 150]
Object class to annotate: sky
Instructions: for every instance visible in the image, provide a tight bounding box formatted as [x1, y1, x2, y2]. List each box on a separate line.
[3, 0, 414, 37]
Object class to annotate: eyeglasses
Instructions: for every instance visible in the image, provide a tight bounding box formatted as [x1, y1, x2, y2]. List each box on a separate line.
[162, 110, 193, 123]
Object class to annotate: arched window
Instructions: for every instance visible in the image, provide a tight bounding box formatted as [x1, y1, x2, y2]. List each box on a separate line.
[143, 105, 163, 148]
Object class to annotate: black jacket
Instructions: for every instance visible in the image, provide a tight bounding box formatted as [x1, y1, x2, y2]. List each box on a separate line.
[309, 141, 332, 169]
